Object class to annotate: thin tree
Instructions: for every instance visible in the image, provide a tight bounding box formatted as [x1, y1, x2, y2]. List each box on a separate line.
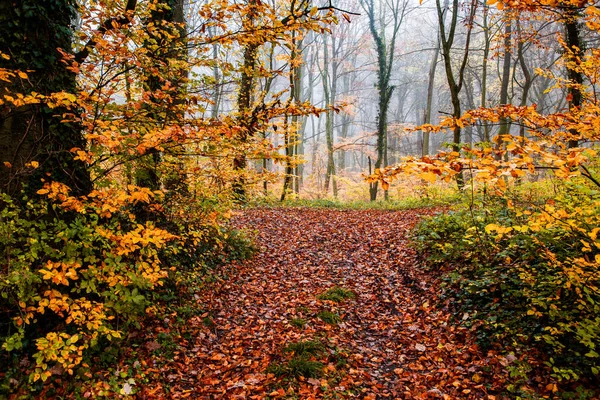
[360, 0, 410, 201]
[422, 37, 440, 156]
[436, 0, 477, 188]
[321, 33, 339, 198]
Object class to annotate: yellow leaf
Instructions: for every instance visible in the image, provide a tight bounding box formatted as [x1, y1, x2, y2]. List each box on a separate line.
[485, 224, 499, 234]
[3, 161, 11, 168]
[30, 161, 39, 168]
[420, 171, 437, 183]
[17, 71, 28, 79]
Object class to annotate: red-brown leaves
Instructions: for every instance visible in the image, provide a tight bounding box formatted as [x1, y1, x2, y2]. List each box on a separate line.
[136, 208, 520, 398]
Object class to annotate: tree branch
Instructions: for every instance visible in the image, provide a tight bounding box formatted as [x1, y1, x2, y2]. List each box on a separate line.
[74, 0, 138, 64]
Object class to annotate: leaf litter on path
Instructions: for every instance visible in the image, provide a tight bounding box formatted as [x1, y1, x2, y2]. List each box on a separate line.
[148, 208, 514, 399]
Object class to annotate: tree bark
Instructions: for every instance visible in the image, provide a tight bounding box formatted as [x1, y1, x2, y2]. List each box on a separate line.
[498, 18, 512, 138]
[436, 0, 477, 189]
[481, 3, 491, 142]
[361, 0, 405, 201]
[0, 0, 91, 197]
[233, 0, 259, 203]
[423, 39, 440, 156]
[564, 9, 583, 149]
[516, 20, 532, 139]
[322, 34, 338, 198]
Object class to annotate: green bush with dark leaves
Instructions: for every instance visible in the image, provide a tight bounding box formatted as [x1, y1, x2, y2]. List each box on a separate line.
[413, 189, 600, 384]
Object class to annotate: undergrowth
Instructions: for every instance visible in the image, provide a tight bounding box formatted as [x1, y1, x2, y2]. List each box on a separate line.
[318, 287, 355, 302]
[0, 192, 256, 398]
[249, 188, 461, 210]
[412, 178, 600, 396]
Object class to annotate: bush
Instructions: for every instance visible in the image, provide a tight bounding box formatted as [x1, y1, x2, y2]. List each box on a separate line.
[0, 186, 256, 391]
[413, 188, 600, 382]
[0, 191, 174, 384]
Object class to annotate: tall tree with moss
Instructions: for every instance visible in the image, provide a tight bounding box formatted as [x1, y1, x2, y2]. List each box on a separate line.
[141, 0, 188, 196]
[360, 0, 410, 201]
[0, 0, 91, 197]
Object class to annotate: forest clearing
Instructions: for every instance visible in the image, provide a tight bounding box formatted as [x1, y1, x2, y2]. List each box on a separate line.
[2, 0, 600, 398]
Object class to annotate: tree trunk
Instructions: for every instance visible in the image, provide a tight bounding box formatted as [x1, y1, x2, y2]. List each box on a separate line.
[437, 0, 476, 189]
[516, 20, 532, 139]
[0, 0, 91, 197]
[233, 0, 259, 203]
[564, 9, 583, 149]
[498, 18, 512, 138]
[362, 0, 404, 201]
[322, 34, 338, 198]
[481, 2, 491, 142]
[136, 0, 188, 211]
[423, 39, 440, 156]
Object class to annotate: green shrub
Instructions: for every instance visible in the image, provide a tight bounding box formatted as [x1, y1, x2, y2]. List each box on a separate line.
[0, 189, 255, 392]
[0, 192, 174, 385]
[413, 190, 600, 383]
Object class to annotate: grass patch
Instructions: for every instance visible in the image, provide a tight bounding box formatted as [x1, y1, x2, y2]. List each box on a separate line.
[286, 358, 324, 379]
[284, 340, 324, 357]
[317, 310, 341, 325]
[289, 318, 307, 329]
[267, 339, 326, 379]
[317, 286, 355, 302]
[266, 362, 288, 377]
[202, 316, 215, 328]
[249, 190, 461, 211]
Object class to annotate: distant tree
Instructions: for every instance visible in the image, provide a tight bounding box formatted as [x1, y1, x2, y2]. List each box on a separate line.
[436, 0, 477, 188]
[360, 0, 411, 201]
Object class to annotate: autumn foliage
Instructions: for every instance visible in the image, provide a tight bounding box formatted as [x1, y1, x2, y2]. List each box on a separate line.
[375, 0, 600, 392]
[2, 0, 600, 396]
[0, 0, 336, 392]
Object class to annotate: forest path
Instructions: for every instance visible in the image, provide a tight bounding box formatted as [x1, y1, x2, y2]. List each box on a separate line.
[166, 208, 506, 399]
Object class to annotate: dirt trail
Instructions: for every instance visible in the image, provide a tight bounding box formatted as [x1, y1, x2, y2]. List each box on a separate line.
[164, 208, 506, 399]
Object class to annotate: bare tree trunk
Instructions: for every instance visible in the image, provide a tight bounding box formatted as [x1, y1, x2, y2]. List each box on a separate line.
[338, 64, 353, 172]
[498, 18, 512, 138]
[361, 0, 406, 201]
[423, 38, 440, 156]
[209, 25, 222, 120]
[516, 20, 532, 140]
[281, 34, 303, 200]
[481, 3, 491, 142]
[322, 34, 338, 198]
[437, 0, 477, 189]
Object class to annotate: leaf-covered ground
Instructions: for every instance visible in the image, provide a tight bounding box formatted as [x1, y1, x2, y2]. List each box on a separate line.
[142, 208, 533, 399]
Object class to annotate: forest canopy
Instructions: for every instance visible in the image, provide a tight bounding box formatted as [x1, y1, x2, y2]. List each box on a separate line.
[1, 0, 600, 397]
